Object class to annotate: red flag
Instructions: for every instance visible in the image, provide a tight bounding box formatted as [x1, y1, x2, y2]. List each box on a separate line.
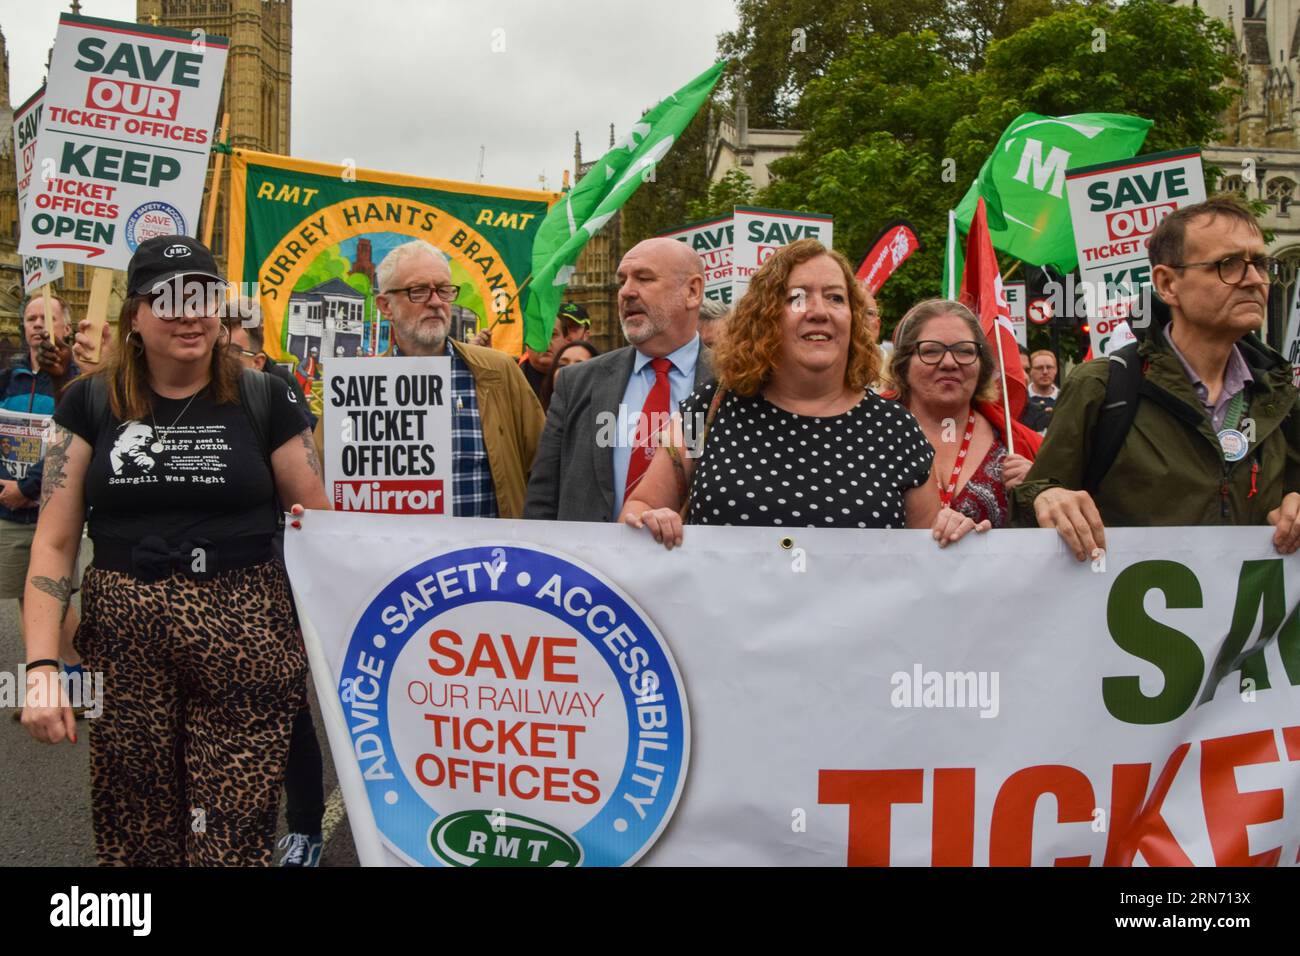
[959, 197, 1027, 420]
[855, 220, 921, 294]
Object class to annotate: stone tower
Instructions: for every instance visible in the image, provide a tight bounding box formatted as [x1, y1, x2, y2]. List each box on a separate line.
[136, 0, 292, 270]
[1169, 0, 1300, 342]
[0, 26, 21, 340]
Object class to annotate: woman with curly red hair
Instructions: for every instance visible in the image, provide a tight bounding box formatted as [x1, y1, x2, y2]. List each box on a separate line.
[619, 238, 985, 549]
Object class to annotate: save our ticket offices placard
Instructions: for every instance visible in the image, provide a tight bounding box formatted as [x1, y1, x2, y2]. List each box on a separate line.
[732, 206, 833, 303]
[1065, 148, 1206, 356]
[13, 88, 64, 294]
[659, 215, 735, 305]
[323, 358, 454, 515]
[18, 13, 228, 270]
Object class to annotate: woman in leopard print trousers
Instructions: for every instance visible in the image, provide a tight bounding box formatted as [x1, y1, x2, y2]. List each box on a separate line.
[21, 236, 328, 866]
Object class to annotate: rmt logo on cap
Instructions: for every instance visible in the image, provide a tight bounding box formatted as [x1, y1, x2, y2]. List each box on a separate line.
[164, 244, 192, 259]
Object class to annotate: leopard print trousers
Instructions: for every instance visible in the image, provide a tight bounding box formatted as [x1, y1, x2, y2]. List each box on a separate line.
[74, 559, 307, 866]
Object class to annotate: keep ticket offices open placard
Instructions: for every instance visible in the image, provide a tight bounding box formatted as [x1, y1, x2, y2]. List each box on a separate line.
[19, 13, 228, 270]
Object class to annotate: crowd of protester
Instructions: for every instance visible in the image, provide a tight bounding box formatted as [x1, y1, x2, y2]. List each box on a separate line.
[11, 195, 1300, 866]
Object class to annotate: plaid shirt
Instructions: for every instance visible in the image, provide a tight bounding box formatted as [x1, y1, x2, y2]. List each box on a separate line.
[448, 345, 498, 517]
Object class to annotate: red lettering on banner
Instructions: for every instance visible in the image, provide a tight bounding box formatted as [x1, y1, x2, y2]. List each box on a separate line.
[818, 769, 923, 866]
[820, 728, 1298, 866]
[1105, 201, 1177, 241]
[426, 629, 577, 682]
[931, 768, 976, 866]
[1200, 730, 1283, 866]
[989, 765, 1095, 866]
[85, 76, 179, 119]
[1103, 744, 1195, 866]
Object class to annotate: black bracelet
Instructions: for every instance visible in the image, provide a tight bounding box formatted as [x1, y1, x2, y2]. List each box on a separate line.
[26, 659, 59, 670]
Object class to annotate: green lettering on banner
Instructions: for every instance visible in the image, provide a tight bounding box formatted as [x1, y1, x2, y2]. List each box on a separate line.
[1198, 559, 1297, 705]
[1103, 560, 1204, 725]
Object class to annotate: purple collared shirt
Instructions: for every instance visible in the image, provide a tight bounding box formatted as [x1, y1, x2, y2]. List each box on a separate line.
[1162, 324, 1253, 431]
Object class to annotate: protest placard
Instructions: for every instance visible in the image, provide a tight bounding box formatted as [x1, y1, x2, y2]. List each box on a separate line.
[13, 87, 64, 294]
[660, 215, 734, 304]
[1004, 280, 1028, 348]
[1065, 148, 1206, 355]
[731, 206, 833, 302]
[323, 357, 453, 514]
[0, 411, 50, 484]
[18, 13, 228, 270]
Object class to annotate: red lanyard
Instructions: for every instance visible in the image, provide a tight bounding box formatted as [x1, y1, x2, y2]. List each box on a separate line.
[937, 411, 977, 507]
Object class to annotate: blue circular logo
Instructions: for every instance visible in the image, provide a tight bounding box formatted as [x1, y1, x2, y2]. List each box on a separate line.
[339, 544, 690, 867]
[125, 201, 187, 251]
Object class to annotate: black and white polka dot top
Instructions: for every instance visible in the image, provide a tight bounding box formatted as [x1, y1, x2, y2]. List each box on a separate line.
[680, 381, 935, 528]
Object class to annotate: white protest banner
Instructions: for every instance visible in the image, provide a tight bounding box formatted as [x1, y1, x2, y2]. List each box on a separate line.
[19, 13, 228, 270]
[323, 357, 453, 515]
[1004, 280, 1028, 348]
[0, 411, 50, 483]
[1065, 148, 1205, 356]
[732, 205, 833, 303]
[286, 516, 1300, 867]
[13, 88, 64, 294]
[660, 215, 734, 305]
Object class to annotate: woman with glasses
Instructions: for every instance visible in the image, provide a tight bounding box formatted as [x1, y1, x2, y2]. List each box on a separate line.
[620, 239, 984, 548]
[886, 299, 1042, 530]
[21, 235, 329, 866]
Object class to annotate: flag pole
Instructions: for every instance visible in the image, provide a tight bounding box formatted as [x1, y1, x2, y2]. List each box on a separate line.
[992, 281, 1016, 458]
[201, 113, 230, 248]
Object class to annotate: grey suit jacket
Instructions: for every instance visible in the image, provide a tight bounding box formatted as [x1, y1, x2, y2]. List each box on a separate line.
[524, 343, 713, 522]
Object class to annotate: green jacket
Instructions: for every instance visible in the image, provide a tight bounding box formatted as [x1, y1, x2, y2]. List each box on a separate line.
[1012, 321, 1300, 527]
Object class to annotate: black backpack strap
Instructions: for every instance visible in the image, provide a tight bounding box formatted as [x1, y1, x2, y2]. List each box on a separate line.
[237, 368, 274, 464]
[1083, 343, 1143, 495]
[86, 374, 109, 433]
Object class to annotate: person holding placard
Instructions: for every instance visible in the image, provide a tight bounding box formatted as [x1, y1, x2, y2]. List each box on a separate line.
[315, 239, 544, 517]
[20, 235, 328, 867]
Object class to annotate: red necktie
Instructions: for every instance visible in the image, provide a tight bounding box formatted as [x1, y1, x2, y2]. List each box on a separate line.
[624, 357, 673, 504]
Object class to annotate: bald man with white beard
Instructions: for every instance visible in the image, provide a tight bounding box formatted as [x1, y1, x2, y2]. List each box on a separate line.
[526, 238, 714, 521]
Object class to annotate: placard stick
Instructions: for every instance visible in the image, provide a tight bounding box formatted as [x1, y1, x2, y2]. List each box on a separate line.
[83, 268, 114, 366]
[42, 283, 52, 335]
[201, 112, 230, 249]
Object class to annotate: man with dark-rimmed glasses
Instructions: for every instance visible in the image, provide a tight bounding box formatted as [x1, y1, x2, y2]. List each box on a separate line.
[1014, 196, 1300, 557]
[311, 239, 543, 518]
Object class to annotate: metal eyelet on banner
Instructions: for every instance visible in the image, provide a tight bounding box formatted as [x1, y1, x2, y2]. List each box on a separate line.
[779, 536, 794, 550]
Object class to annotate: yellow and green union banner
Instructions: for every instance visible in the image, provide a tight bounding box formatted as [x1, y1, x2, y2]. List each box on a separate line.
[227, 149, 559, 364]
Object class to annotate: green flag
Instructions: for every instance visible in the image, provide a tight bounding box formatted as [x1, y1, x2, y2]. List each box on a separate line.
[953, 112, 1151, 272]
[522, 60, 726, 352]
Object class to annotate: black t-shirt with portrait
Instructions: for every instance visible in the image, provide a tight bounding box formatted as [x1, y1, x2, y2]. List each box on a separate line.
[54, 375, 308, 550]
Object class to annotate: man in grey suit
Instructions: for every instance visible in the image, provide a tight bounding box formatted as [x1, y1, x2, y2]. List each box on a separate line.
[526, 238, 712, 521]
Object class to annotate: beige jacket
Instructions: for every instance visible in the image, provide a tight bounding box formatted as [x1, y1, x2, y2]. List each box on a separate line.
[313, 339, 545, 517]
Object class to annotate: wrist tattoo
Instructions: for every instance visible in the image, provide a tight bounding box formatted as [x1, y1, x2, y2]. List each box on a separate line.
[32, 575, 72, 621]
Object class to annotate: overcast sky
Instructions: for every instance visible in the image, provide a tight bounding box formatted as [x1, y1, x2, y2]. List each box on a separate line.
[5, 0, 737, 192]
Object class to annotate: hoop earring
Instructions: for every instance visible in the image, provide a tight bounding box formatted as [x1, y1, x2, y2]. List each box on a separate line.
[126, 329, 144, 353]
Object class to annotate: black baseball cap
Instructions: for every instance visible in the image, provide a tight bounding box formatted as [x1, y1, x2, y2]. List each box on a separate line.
[558, 302, 590, 326]
[126, 235, 224, 296]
